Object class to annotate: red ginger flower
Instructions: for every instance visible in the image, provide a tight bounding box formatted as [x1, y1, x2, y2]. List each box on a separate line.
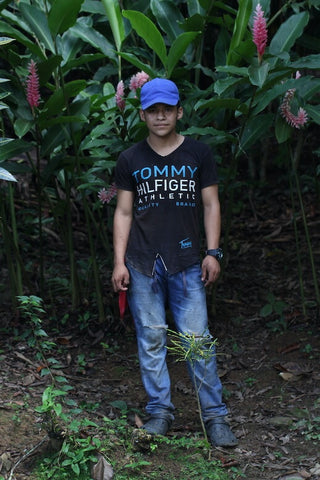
[115, 80, 126, 111]
[280, 89, 308, 129]
[129, 71, 149, 92]
[252, 3, 268, 63]
[98, 183, 117, 204]
[26, 60, 40, 111]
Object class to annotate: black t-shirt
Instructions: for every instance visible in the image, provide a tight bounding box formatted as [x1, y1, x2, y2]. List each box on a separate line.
[115, 137, 218, 276]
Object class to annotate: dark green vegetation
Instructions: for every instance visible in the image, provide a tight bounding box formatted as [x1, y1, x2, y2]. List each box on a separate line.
[0, 1, 319, 479]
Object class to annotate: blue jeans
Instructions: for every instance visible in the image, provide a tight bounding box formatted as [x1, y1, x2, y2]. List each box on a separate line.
[127, 257, 228, 423]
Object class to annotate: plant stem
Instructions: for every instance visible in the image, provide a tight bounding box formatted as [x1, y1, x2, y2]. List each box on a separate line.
[290, 137, 320, 307]
[289, 163, 306, 315]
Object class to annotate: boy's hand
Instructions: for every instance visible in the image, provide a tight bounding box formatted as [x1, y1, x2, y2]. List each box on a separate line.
[201, 255, 221, 287]
[112, 264, 130, 292]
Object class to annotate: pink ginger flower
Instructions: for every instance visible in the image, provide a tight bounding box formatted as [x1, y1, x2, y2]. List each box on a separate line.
[252, 3, 268, 63]
[129, 71, 149, 92]
[98, 183, 117, 204]
[280, 71, 308, 129]
[26, 60, 40, 111]
[280, 89, 308, 129]
[115, 80, 126, 111]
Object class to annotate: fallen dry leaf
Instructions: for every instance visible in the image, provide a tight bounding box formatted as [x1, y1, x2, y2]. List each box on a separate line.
[134, 413, 144, 428]
[0, 452, 12, 472]
[310, 463, 320, 476]
[275, 361, 313, 376]
[279, 372, 297, 381]
[91, 453, 114, 480]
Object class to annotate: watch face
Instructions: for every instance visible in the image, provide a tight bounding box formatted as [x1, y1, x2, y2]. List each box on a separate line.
[216, 249, 223, 260]
[207, 248, 223, 260]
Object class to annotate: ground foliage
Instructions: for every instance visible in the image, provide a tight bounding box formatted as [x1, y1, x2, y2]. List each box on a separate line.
[0, 179, 319, 480]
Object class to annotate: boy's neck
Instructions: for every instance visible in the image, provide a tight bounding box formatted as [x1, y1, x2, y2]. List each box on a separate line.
[147, 132, 184, 157]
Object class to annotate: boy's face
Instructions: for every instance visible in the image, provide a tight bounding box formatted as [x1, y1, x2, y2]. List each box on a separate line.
[140, 103, 183, 138]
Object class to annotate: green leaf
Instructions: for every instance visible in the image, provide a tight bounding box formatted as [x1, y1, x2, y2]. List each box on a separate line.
[40, 126, 67, 157]
[0, 20, 46, 59]
[101, 0, 125, 51]
[122, 10, 167, 67]
[290, 54, 320, 70]
[39, 114, 88, 129]
[182, 126, 235, 145]
[238, 114, 273, 155]
[117, 52, 158, 78]
[14, 118, 33, 138]
[62, 53, 106, 72]
[305, 104, 320, 125]
[19, 3, 55, 53]
[0, 139, 33, 162]
[215, 65, 249, 77]
[48, 0, 85, 36]
[269, 12, 309, 54]
[248, 62, 270, 88]
[39, 80, 87, 119]
[214, 77, 244, 96]
[260, 303, 273, 317]
[275, 115, 292, 144]
[187, 0, 206, 16]
[195, 98, 241, 111]
[70, 17, 116, 59]
[226, 0, 252, 66]
[110, 400, 127, 411]
[0, 166, 17, 182]
[37, 55, 63, 85]
[150, 0, 184, 42]
[0, 36, 14, 45]
[167, 32, 199, 77]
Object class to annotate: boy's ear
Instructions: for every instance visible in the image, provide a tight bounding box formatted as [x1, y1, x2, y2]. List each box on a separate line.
[139, 109, 145, 121]
[177, 107, 183, 120]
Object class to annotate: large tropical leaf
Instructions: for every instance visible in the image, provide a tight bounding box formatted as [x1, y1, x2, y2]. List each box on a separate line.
[167, 32, 199, 77]
[0, 139, 33, 162]
[117, 52, 158, 78]
[122, 10, 167, 67]
[38, 80, 87, 121]
[70, 17, 116, 59]
[238, 114, 273, 154]
[101, 0, 125, 51]
[48, 0, 85, 36]
[186, 0, 206, 16]
[150, 0, 184, 43]
[290, 54, 320, 70]
[0, 36, 14, 45]
[248, 63, 270, 88]
[305, 104, 320, 125]
[0, 20, 46, 58]
[194, 98, 241, 111]
[226, 0, 252, 66]
[19, 2, 55, 53]
[269, 12, 309, 55]
[0, 166, 17, 182]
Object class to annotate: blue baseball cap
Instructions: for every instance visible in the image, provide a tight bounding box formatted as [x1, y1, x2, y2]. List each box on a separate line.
[140, 78, 180, 110]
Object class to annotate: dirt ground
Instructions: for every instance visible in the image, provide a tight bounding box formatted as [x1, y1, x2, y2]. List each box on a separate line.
[0, 188, 319, 480]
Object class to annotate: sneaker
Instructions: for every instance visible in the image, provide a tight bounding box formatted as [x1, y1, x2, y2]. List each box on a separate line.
[141, 416, 172, 436]
[131, 417, 172, 452]
[205, 417, 238, 447]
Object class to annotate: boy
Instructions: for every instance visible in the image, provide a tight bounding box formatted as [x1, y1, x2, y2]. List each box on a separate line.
[111, 78, 237, 447]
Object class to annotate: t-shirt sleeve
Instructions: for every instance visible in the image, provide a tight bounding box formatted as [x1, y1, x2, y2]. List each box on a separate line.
[199, 144, 219, 188]
[114, 153, 135, 191]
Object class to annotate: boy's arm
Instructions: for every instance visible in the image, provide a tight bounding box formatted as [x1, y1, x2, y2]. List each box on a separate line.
[111, 189, 134, 292]
[201, 184, 221, 287]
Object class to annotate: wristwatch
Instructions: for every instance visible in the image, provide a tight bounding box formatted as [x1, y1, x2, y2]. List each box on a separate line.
[206, 248, 223, 262]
